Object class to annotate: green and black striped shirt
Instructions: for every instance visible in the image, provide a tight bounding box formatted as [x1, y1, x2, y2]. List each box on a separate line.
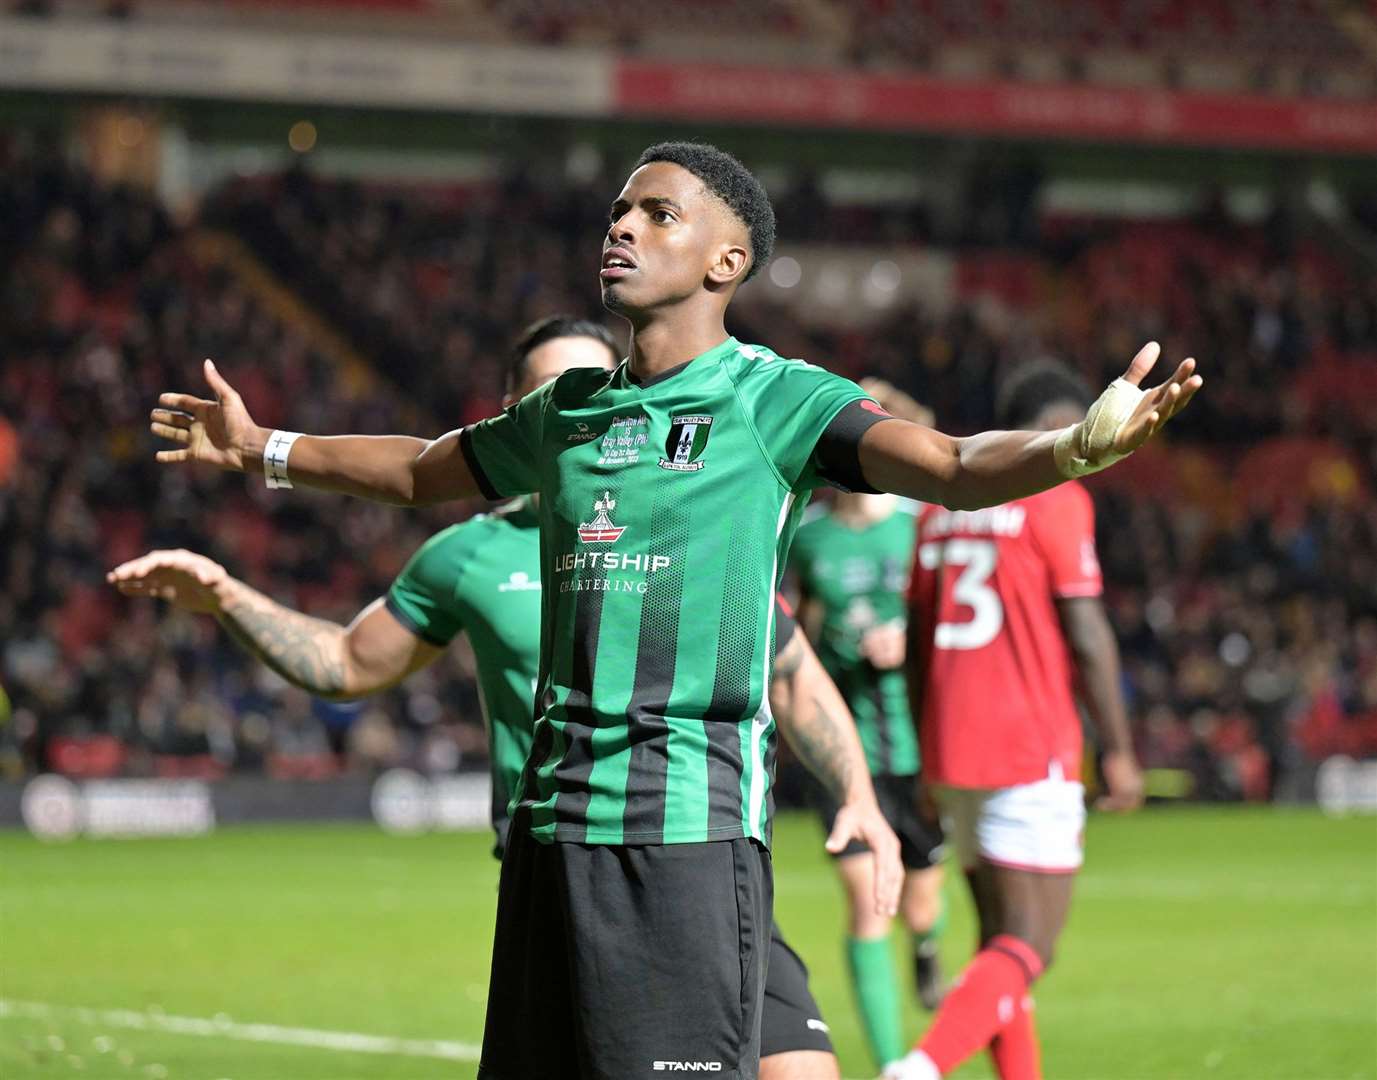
[460, 337, 881, 846]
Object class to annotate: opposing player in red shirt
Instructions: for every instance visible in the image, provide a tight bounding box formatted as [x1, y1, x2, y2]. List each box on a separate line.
[886, 362, 1145, 1080]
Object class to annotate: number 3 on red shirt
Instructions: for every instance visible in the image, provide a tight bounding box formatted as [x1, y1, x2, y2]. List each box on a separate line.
[918, 539, 1004, 651]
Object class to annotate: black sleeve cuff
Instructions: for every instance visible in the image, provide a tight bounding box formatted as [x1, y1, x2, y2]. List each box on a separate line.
[458, 424, 503, 501]
[384, 594, 452, 648]
[812, 398, 896, 493]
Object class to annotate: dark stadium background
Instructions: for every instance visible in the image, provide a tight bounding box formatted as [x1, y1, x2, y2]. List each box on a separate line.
[0, 3, 1374, 1078]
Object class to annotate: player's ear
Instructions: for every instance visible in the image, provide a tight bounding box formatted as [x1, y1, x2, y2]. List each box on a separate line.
[706, 243, 750, 287]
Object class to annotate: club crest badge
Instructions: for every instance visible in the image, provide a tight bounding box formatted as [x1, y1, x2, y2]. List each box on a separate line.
[577, 491, 627, 543]
[658, 415, 713, 472]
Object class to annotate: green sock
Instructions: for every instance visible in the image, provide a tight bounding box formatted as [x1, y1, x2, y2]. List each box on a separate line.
[912, 900, 948, 949]
[845, 935, 906, 1067]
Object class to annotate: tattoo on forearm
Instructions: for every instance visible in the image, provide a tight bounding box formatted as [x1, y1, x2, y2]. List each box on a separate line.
[790, 695, 856, 801]
[217, 595, 347, 695]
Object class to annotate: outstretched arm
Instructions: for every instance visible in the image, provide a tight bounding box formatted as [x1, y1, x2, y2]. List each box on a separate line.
[1057, 595, 1144, 812]
[857, 343, 1201, 509]
[150, 360, 480, 506]
[771, 629, 902, 918]
[107, 549, 442, 699]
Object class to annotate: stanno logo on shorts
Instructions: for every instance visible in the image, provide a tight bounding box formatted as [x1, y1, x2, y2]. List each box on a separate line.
[658, 414, 713, 472]
[577, 492, 627, 544]
[652, 1062, 723, 1072]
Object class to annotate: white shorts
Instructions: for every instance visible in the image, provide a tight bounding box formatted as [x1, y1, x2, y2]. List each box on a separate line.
[937, 770, 1086, 874]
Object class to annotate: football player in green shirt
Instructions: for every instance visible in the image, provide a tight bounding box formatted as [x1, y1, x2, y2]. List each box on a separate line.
[117, 316, 900, 1080]
[148, 142, 1200, 1078]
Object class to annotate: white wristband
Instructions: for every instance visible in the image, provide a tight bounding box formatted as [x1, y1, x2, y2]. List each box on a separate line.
[263, 430, 303, 490]
[1053, 377, 1144, 478]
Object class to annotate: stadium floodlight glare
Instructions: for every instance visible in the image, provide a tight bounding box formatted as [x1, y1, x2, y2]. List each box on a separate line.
[869, 260, 901, 291]
[769, 255, 802, 288]
[817, 263, 848, 305]
[288, 121, 318, 154]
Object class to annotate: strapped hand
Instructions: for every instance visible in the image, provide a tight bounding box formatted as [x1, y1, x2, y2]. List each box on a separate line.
[150, 359, 260, 472]
[1054, 343, 1202, 477]
[106, 549, 228, 614]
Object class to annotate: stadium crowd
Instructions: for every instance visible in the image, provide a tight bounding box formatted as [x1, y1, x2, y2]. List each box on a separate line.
[0, 140, 489, 783]
[4, 136, 1375, 802]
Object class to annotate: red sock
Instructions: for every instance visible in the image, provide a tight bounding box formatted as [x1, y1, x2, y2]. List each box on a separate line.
[917, 935, 1044, 1075]
[989, 993, 1041, 1080]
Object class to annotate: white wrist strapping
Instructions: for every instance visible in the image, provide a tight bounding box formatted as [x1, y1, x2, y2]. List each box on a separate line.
[1052, 377, 1146, 479]
[263, 429, 303, 490]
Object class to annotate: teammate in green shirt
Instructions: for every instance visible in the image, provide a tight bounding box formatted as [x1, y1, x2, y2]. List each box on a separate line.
[147, 141, 1201, 1078]
[791, 383, 948, 1068]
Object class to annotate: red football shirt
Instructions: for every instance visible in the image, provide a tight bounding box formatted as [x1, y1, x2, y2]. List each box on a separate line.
[908, 482, 1101, 788]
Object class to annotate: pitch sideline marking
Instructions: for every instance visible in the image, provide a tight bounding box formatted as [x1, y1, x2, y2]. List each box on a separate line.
[1, 998, 870, 1077]
[0, 998, 481, 1061]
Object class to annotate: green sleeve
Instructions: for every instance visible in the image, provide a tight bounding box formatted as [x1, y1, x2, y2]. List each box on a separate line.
[743, 361, 873, 492]
[458, 383, 550, 499]
[385, 525, 472, 647]
[788, 523, 819, 594]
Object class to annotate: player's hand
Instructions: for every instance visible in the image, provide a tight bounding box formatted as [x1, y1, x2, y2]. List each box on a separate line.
[860, 621, 906, 670]
[1096, 749, 1145, 812]
[151, 359, 264, 472]
[826, 798, 902, 917]
[1110, 342, 1202, 456]
[107, 549, 229, 614]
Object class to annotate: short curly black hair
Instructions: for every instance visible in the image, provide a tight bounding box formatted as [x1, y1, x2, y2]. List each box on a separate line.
[995, 359, 1092, 429]
[635, 141, 775, 281]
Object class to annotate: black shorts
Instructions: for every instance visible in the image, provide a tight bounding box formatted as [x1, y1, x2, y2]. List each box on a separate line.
[478, 825, 773, 1080]
[761, 925, 834, 1058]
[819, 773, 945, 870]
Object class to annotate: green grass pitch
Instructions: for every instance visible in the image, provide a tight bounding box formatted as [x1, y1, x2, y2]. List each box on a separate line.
[1, 808, 1373, 1079]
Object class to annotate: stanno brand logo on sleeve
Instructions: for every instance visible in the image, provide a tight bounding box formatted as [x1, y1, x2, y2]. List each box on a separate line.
[658, 415, 713, 472]
[577, 492, 627, 544]
[652, 1062, 723, 1072]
